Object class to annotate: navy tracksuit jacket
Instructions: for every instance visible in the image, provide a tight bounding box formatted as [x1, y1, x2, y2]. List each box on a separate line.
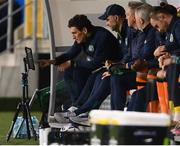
[165, 16, 180, 107]
[74, 21, 130, 115]
[111, 24, 157, 111]
[55, 26, 122, 104]
[129, 17, 180, 111]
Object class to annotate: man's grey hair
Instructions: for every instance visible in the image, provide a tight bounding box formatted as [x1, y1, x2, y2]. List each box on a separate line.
[128, 1, 144, 10]
[135, 3, 153, 22]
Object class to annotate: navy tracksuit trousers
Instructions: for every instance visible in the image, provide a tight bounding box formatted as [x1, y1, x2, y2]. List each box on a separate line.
[110, 71, 137, 110]
[75, 72, 110, 115]
[127, 73, 158, 112]
[64, 66, 91, 104]
[127, 87, 147, 112]
[166, 64, 180, 107]
[75, 71, 139, 115]
[74, 73, 99, 107]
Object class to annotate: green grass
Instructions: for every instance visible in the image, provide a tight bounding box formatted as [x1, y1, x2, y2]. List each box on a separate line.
[0, 112, 42, 145]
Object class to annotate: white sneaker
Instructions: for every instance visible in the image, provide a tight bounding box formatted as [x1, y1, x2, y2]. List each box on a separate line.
[67, 106, 78, 112]
[54, 113, 69, 123]
[78, 112, 88, 117]
[69, 116, 90, 126]
[54, 111, 76, 118]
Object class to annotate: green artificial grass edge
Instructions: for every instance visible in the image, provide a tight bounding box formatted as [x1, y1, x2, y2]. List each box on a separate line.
[0, 112, 41, 145]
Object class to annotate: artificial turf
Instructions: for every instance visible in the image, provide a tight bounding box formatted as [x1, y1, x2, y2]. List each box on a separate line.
[0, 112, 41, 145]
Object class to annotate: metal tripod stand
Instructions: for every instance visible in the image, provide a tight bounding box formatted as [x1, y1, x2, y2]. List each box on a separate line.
[6, 58, 37, 141]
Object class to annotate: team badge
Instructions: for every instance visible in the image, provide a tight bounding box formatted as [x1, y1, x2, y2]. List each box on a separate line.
[88, 45, 94, 52]
[165, 36, 168, 40]
[144, 40, 147, 44]
[125, 37, 128, 46]
[170, 33, 174, 42]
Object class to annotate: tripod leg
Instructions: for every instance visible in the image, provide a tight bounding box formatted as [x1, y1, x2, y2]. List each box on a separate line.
[23, 103, 31, 139]
[6, 103, 21, 141]
[25, 103, 37, 140]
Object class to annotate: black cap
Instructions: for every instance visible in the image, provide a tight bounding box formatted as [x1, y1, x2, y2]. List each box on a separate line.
[152, 3, 177, 16]
[99, 4, 125, 20]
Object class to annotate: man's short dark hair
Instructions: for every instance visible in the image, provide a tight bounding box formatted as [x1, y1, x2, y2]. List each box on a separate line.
[68, 14, 93, 31]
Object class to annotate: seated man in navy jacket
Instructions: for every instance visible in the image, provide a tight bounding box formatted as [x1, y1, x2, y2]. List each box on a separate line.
[56, 2, 144, 123]
[38, 14, 121, 108]
[106, 3, 158, 112]
[69, 4, 130, 112]
[51, 4, 129, 124]
[150, 4, 180, 134]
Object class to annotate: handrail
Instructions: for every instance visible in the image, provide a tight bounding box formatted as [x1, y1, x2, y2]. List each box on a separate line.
[0, 0, 35, 53]
[0, 1, 8, 10]
[7, 0, 13, 51]
[0, 1, 32, 25]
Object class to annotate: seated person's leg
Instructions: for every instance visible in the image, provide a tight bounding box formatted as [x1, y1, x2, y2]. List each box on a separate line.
[127, 87, 147, 112]
[74, 75, 110, 115]
[64, 66, 90, 104]
[128, 70, 159, 112]
[89, 72, 104, 96]
[74, 73, 98, 107]
[166, 64, 180, 135]
[127, 91, 137, 111]
[133, 87, 147, 112]
[110, 71, 137, 110]
[167, 64, 180, 122]
[165, 67, 175, 114]
[55, 72, 110, 121]
[146, 70, 159, 112]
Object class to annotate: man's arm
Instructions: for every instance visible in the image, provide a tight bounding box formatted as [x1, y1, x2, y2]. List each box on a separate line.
[38, 42, 81, 68]
[55, 43, 81, 65]
[37, 59, 56, 68]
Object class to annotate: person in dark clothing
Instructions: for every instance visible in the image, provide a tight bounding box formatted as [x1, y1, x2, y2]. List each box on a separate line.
[145, 2, 178, 114]
[150, 4, 180, 134]
[107, 3, 158, 112]
[74, 4, 129, 110]
[38, 14, 121, 107]
[53, 4, 129, 123]
[69, 2, 145, 116]
[99, 4, 129, 59]
[71, 4, 129, 110]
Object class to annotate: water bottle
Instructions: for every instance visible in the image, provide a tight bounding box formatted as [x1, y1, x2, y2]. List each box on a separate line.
[31, 116, 39, 137]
